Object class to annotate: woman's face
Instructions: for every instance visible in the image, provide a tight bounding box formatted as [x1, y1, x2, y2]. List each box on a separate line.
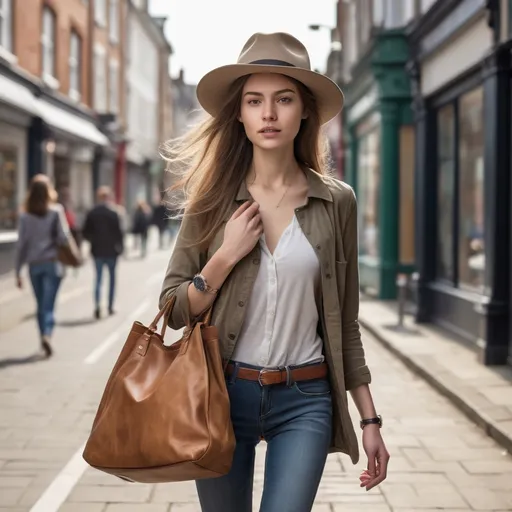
[239, 73, 306, 151]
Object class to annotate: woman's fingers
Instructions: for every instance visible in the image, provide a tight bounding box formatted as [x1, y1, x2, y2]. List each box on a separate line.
[230, 200, 253, 220]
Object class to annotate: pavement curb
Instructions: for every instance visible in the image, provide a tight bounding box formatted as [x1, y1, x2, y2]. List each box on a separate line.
[359, 317, 512, 456]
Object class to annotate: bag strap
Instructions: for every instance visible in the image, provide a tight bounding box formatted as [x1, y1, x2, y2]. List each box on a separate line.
[148, 294, 213, 339]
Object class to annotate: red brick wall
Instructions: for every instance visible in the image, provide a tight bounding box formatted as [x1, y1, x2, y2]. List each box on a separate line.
[13, 0, 91, 106]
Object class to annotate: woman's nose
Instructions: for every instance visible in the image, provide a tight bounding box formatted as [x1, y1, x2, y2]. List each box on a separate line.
[262, 104, 277, 121]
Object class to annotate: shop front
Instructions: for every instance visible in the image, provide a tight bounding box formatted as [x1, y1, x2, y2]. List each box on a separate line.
[344, 29, 415, 299]
[0, 70, 40, 275]
[410, 0, 510, 364]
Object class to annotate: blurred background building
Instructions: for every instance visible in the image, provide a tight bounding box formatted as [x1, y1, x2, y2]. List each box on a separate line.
[0, 0, 179, 274]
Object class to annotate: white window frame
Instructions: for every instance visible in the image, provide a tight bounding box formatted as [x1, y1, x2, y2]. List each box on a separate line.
[69, 31, 81, 102]
[94, 44, 107, 112]
[94, 0, 107, 27]
[41, 7, 59, 88]
[109, 59, 119, 113]
[109, 0, 119, 43]
[0, 0, 13, 54]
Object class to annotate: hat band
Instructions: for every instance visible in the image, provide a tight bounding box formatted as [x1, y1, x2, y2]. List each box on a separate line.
[249, 59, 296, 67]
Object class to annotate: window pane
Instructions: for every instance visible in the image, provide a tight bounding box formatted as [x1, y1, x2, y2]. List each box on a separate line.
[436, 104, 455, 281]
[358, 126, 381, 258]
[0, 148, 17, 230]
[42, 8, 55, 76]
[458, 87, 485, 290]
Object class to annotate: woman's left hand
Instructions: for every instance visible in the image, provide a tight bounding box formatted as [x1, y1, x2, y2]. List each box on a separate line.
[359, 425, 390, 491]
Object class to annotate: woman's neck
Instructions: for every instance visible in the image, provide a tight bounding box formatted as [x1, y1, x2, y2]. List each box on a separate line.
[247, 146, 302, 188]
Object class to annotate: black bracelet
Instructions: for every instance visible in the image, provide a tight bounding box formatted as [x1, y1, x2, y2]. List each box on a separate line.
[360, 415, 382, 430]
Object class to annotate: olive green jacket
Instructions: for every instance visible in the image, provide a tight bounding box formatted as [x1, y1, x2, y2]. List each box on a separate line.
[159, 168, 372, 464]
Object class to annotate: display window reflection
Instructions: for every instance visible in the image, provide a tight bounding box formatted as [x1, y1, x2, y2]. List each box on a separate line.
[0, 148, 17, 231]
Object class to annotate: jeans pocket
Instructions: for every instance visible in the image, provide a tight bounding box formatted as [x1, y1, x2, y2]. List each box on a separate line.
[293, 378, 331, 397]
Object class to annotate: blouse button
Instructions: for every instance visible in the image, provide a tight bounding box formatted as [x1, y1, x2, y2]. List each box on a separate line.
[238, 301, 245, 307]
[252, 258, 260, 265]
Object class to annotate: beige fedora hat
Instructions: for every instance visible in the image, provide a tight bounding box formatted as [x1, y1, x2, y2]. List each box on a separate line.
[196, 32, 344, 125]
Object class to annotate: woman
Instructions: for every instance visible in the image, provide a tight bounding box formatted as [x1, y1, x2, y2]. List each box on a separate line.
[15, 174, 70, 357]
[160, 33, 389, 512]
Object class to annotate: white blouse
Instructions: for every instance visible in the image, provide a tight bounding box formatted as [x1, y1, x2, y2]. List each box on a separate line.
[231, 214, 324, 368]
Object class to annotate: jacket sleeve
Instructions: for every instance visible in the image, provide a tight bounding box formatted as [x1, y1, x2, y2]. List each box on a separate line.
[341, 189, 372, 390]
[158, 214, 206, 330]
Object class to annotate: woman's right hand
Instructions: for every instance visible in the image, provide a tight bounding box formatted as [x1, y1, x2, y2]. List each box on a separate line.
[219, 201, 263, 265]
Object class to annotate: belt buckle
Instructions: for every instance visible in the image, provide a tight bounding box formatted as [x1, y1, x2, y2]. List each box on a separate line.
[257, 368, 273, 387]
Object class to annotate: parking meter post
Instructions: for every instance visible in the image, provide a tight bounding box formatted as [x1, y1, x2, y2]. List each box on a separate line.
[396, 273, 407, 328]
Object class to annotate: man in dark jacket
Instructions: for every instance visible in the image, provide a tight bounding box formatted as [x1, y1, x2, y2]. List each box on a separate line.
[82, 186, 124, 319]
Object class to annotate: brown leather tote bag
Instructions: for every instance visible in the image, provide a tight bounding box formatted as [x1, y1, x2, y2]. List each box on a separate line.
[82, 297, 236, 483]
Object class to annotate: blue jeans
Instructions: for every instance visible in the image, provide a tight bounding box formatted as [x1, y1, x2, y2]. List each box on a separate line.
[29, 261, 63, 337]
[196, 361, 332, 512]
[94, 257, 117, 310]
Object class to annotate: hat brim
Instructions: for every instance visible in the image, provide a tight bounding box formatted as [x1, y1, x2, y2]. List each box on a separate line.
[196, 64, 344, 125]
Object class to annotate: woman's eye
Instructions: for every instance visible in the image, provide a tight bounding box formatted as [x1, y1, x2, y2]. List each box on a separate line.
[247, 99, 260, 105]
[278, 97, 292, 103]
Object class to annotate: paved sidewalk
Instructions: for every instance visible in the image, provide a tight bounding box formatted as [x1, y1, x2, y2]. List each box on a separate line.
[1, 256, 512, 511]
[359, 298, 512, 456]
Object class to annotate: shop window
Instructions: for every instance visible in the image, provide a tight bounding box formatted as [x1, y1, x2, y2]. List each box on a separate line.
[358, 125, 381, 259]
[0, 0, 12, 53]
[435, 86, 485, 291]
[437, 104, 455, 282]
[458, 87, 485, 290]
[0, 148, 17, 231]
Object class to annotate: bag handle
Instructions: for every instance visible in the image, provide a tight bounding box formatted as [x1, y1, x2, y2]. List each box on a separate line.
[148, 294, 213, 339]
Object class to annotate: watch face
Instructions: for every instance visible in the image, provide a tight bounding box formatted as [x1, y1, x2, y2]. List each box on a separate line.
[193, 275, 206, 292]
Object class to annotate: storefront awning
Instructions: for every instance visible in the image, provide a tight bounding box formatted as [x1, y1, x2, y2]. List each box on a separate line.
[36, 99, 109, 147]
[0, 74, 40, 115]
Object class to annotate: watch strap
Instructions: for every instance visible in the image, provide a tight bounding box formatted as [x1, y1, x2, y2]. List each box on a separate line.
[360, 415, 382, 429]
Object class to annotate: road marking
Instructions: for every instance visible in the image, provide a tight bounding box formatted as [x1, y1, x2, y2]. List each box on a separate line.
[83, 332, 120, 365]
[83, 299, 151, 365]
[147, 271, 164, 287]
[29, 442, 87, 512]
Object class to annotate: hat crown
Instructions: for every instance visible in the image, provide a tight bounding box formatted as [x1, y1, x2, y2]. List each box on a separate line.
[237, 32, 311, 70]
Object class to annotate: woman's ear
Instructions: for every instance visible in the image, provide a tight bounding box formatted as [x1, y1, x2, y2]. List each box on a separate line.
[302, 110, 308, 120]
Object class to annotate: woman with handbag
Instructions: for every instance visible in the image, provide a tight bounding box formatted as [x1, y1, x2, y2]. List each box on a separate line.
[15, 174, 71, 357]
[159, 33, 390, 512]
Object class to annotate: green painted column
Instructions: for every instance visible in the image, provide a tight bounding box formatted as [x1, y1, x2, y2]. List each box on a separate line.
[346, 125, 358, 193]
[378, 100, 399, 299]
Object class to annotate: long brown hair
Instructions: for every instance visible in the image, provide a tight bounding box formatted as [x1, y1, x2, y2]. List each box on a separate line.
[162, 74, 331, 249]
[25, 174, 58, 216]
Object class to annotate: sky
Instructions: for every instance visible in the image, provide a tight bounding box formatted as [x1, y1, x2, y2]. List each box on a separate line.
[149, 0, 338, 85]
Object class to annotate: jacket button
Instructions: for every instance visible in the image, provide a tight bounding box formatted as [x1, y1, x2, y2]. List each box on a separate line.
[326, 273, 331, 279]
[238, 301, 244, 307]
[316, 244, 321, 250]
[228, 333, 236, 340]
[252, 258, 260, 265]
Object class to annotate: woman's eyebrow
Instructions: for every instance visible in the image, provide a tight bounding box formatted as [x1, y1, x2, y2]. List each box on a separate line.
[243, 88, 297, 97]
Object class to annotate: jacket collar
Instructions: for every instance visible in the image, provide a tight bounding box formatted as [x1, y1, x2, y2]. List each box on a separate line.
[235, 167, 333, 203]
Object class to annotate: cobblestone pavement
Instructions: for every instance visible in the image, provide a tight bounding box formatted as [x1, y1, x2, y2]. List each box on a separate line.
[0, 242, 511, 511]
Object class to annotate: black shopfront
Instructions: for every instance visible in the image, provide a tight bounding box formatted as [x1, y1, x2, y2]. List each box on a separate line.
[409, 0, 512, 365]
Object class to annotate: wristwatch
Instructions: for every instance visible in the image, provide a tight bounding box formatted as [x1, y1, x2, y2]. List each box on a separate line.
[360, 415, 383, 430]
[192, 273, 219, 295]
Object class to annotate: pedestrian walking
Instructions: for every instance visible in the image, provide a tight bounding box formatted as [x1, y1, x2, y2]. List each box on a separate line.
[15, 174, 71, 357]
[82, 186, 124, 320]
[151, 199, 170, 249]
[131, 200, 151, 258]
[159, 33, 390, 512]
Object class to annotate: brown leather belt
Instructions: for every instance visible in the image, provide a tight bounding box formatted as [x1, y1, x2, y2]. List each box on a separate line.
[225, 362, 328, 386]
